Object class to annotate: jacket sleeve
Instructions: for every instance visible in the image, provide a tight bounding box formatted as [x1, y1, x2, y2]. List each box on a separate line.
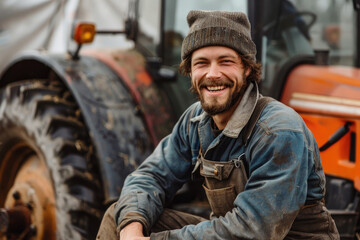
[152, 125, 314, 239]
[114, 103, 200, 235]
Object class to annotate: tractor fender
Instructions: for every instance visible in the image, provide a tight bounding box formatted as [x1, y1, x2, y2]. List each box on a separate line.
[0, 50, 176, 203]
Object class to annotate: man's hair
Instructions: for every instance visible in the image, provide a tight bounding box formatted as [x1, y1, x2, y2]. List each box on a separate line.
[178, 53, 262, 84]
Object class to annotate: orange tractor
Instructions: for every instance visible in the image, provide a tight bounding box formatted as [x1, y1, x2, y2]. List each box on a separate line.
[0, 0, 359, 239]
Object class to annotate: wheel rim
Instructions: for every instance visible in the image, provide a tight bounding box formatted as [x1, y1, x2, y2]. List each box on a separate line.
[0, 142, 56, 240]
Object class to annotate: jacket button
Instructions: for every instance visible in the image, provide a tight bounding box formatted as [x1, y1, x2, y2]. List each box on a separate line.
[214, 169, 218, 176]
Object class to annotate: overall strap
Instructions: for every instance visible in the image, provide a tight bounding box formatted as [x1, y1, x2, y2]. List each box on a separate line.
[242, 96, 274, 146]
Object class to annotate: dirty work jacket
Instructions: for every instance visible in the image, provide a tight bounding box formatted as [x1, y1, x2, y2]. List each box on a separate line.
[114, 82, 326, 239]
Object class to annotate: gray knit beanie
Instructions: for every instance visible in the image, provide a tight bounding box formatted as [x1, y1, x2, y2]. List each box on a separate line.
[181, 10, 256, 60]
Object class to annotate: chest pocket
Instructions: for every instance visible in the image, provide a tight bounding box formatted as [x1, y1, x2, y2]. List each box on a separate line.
[199, 153, 248, 218]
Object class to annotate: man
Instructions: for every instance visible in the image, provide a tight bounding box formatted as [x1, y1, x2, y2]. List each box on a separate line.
[97, 10, 339, 239]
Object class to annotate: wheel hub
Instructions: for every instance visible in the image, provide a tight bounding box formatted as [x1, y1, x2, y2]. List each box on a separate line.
[2, 154, 56, 239]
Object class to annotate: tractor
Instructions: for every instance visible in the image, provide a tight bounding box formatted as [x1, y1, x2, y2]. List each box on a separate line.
[0, 0, 360, 239]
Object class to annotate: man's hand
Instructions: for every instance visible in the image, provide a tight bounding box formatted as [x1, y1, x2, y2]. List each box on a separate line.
[119, 222, 150, 240]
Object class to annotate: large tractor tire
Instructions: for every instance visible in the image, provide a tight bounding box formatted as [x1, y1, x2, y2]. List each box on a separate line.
[0, 79, 103, 240]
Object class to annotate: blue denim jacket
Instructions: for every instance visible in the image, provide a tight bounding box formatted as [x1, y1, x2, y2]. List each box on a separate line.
[115, 82, 325, 239]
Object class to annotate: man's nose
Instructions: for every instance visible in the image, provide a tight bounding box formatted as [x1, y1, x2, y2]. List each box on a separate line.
[206, 63, 221, 79]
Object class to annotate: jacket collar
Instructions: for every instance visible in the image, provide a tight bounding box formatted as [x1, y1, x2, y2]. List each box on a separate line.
[223, 82, 259, 138]
[190, 82, 259, 138]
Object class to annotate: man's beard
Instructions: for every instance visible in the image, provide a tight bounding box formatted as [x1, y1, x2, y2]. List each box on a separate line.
[191, 76, 248, 116]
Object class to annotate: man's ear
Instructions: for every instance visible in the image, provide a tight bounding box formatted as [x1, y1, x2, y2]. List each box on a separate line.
[245, 68, 250, 78]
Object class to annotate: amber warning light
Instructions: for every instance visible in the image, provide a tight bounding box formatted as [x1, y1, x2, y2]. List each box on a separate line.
[73, 23, 96, 44]
[69, 21, 126, 60]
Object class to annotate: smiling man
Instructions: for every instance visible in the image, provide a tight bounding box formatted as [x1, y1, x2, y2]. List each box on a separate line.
[97, 10, 339, 240]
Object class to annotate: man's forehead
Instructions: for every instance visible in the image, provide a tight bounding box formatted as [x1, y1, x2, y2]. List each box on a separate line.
[192, 46, 240, 60]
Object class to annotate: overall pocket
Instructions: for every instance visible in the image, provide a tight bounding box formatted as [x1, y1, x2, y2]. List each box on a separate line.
[203, 184, 237, 217]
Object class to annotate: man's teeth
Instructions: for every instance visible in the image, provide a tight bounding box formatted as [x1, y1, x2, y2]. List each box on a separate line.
[207, 86, 225, 91]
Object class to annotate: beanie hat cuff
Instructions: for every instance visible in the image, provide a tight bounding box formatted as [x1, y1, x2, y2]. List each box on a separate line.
[181, 26, 256, 60]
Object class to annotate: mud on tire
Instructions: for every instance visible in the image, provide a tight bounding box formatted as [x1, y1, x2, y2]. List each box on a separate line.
[0, 79, 103, 239]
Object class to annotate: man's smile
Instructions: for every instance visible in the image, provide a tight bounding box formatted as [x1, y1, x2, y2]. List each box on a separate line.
[199, 80, 234, 93]
[206, 85, 226, 91]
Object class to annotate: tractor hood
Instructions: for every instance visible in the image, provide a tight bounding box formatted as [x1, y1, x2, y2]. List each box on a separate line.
[281, 65, 360, 118]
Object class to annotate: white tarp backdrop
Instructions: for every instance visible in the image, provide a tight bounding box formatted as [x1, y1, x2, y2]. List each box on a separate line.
[0, 0, 133, 72]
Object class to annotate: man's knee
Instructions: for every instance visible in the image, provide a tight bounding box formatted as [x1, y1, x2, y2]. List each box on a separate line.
[97, 203, 118, 239]
[152, 208, 207, 233]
